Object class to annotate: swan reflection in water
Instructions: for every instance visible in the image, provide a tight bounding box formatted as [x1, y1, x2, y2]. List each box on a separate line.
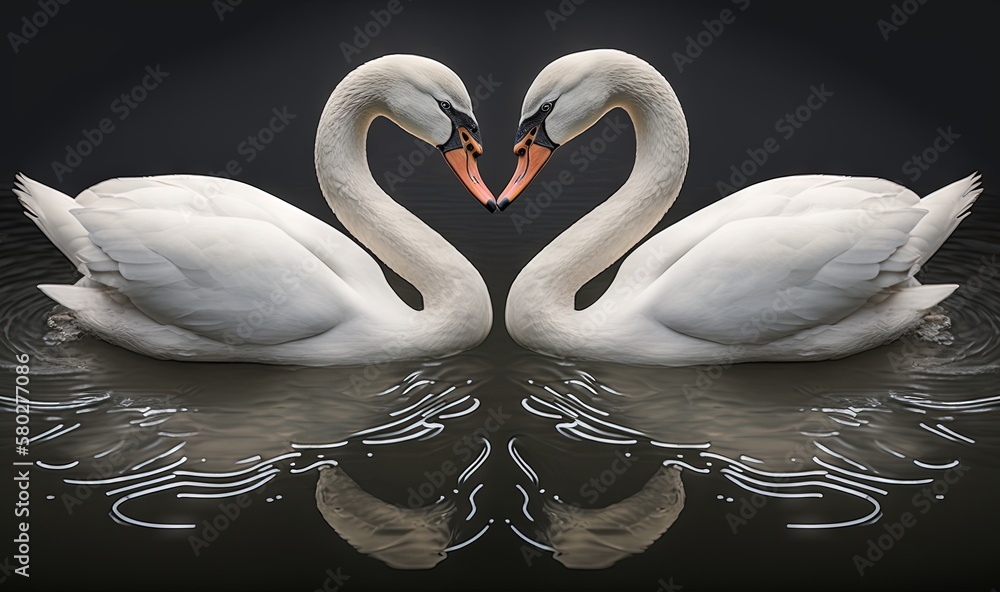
[10, 208, 999, 569]
[9, 348, 489, 530]
[14, 330, 997, 570]
[510, 337, 994, 534]
[315, 440, 686, 570]
[316, 465, 458, 569]
[315, 323, 995, 570]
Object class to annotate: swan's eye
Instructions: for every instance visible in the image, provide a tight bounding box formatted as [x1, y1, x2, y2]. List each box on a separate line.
[439, 100, 452, 111]
[540, 102, 552, 113]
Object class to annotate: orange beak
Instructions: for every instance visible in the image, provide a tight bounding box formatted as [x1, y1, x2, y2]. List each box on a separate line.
[497, 125, 554, 211]
[442, 126, 496, 212]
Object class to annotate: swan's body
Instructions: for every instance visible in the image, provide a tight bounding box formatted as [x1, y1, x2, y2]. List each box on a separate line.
[500, 50, 983, 365]
[16, 55, 494, 365]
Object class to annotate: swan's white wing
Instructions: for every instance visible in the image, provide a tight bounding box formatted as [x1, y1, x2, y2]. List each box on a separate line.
[80, 175, 401, 306]
[609, 175, 920, 296]
[72, 207, 362, 345]
[640, 207, 927, 345]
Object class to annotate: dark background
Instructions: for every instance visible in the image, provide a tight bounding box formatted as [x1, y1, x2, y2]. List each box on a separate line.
[4, 1, 999, 591]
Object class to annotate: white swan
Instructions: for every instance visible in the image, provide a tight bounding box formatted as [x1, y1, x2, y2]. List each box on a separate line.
[16, 55, 496, 366]
[498, 49, 983, 366]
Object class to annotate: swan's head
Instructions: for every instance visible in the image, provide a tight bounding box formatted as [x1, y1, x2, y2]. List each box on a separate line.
[497, 49, 636, 210]
[364, 55, 496, 211]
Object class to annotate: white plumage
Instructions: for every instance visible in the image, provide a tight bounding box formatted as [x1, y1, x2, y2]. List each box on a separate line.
[501, 50, 983, 365]
[16, 55, 493, 365]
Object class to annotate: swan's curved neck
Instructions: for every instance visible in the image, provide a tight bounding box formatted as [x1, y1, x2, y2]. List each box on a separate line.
[512, 66, 689, 312]
[314, 79, 487, 322]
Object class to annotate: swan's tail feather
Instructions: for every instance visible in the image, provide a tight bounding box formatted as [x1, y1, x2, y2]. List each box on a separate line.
[13, 173, 103, 277]
[909, 173, 983, 267]
[888, 283, 959, 312]
[37, 284, 105, 311]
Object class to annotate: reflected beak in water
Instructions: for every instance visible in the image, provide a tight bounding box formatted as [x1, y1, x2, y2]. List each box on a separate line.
[497, 125, 555, 211]
[441, 126, 497, 212]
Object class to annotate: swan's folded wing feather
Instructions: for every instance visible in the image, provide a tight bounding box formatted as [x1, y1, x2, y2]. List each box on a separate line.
[609, 175, 921, 297]
[71, 207, 361, 345]
[641, 207, 927, 344]
[79, 175, 398, 304]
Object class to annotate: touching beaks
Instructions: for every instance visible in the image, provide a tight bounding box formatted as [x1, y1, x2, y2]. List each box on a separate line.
[497, 125, 554, 211]
[441, 126, 497, 212]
